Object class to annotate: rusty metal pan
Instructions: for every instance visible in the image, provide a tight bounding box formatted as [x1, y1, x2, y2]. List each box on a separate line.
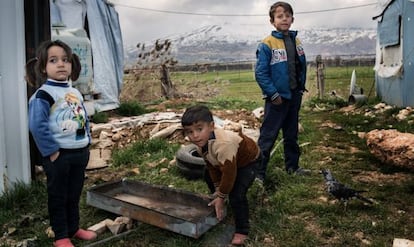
[86, 179, 221, 238]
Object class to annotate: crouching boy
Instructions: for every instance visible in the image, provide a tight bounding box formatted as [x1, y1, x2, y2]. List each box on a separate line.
[181, 105, 260, 245]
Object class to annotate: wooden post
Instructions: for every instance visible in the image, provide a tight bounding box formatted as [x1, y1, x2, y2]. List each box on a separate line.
[315, 55, 325, 99]
[160, 64, 175, 99]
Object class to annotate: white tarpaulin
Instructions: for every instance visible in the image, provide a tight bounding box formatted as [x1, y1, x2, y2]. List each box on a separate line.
[51, 0, 124, 111]
[86, 0, 124, 111]
[374, 38, 403, 78]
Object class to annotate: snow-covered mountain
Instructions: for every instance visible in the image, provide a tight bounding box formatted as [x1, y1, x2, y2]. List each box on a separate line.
[124, 24, 376, 66]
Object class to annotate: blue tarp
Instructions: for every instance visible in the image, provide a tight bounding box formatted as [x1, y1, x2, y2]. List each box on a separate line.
[378, 1, 402, 47]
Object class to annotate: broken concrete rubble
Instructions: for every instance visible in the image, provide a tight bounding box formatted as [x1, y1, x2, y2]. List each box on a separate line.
[86, 111, 260, 170]
[366, 129, 414, 170]
[395, 107, 414, 122]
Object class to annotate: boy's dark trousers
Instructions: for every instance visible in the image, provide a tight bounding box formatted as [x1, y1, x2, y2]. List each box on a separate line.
[257, 88, 303, 179]
[204, 161, 257, 235]
[42, 147, 89, 240]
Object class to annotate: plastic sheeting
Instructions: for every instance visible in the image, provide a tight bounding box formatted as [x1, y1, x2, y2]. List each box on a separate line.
[50, 0, 63, 25]
[52, 0, 86, 29]
[374, 63, 403, 78]
[374, 38, 403, 78]
[50, 0, 124, 111]
[86, 0, 124, 111]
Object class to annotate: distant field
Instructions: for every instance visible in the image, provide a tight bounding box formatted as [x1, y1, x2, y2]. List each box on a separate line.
[170, 64, 376, 103]
[308, 65, 376, 98]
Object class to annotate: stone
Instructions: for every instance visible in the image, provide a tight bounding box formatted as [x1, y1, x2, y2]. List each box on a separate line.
[366, 129, 414, 169]
[393, 238, 414, 247]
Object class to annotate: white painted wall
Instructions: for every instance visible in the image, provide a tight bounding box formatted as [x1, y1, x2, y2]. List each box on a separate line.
[0, 0, 31, 194]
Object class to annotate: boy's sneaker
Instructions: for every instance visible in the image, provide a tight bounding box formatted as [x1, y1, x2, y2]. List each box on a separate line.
[293, 167, 311, 176]
[53, 238, 74, 247]
[253, 177, 265, 193]
[73, 229, 97, 241]
[254, 176, 264, 186]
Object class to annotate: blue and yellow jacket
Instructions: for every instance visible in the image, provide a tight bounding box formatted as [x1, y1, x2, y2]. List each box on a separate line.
[255, 30, 307, 100]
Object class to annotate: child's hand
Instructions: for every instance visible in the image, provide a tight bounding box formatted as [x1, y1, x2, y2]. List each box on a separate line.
[208, 197, 225, 221]
[271, 96, 283, 105]
[50, 151, 60, 162]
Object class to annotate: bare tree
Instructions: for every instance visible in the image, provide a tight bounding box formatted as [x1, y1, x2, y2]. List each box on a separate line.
[135, 39, 178, 99]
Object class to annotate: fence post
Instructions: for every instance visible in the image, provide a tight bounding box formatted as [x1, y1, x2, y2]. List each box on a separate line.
[315, 55, 325, 99]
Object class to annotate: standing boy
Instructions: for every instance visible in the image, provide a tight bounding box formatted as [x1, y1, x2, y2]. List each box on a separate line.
[255, 1, 309, 182]
[181, 105, 260, 246]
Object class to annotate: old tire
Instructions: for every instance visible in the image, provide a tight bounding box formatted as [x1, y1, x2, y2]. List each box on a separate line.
[175, 144, 206, 179]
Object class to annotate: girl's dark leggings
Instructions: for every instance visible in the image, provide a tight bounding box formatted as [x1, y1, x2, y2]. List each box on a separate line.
[42, 147, 89, 240]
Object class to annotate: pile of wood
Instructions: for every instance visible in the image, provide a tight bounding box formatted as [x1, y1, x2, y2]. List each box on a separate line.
[88, 216, 134, 235]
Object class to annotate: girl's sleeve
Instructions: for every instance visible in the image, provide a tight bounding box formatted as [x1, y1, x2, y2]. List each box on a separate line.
[28, 97, 59, 157]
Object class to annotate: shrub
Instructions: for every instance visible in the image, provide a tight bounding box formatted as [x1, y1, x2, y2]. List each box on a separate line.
[90, 111, 109, 123]
[116, 101, 147, 116]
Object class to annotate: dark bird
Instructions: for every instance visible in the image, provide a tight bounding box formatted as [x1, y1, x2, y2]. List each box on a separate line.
[321, 169, 373, 206]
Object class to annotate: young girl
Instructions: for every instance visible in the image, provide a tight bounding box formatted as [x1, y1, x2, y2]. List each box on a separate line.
[27, 40, 97, 247]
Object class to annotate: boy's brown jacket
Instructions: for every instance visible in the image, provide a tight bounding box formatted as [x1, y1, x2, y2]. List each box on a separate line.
[198, 128, 260, 197]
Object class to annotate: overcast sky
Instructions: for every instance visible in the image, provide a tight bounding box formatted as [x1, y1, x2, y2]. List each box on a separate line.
[109, 0, 385, 46]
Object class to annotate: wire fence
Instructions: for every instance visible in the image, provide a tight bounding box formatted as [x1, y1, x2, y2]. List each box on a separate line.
[123, 57, 376, 103]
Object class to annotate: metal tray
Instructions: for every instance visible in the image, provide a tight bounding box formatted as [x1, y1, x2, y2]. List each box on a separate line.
[86, 179, 221, 238]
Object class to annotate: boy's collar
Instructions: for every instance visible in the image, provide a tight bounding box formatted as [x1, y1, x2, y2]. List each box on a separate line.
[209, 131, 216, 140]
[201, 131, 216, 153]
[272, 30, 297, 39]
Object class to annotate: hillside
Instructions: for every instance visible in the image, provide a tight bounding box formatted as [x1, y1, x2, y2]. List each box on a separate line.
[124, 24, 376, 65]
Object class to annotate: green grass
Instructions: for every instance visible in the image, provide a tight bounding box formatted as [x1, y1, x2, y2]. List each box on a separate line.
[174, 70, 262, 102]
[0, 181, 50, 246]
[172, 70, 255, 84]
[2, 65, 414, 246]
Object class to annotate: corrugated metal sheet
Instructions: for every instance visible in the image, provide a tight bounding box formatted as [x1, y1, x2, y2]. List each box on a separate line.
[374, 0, 414, 107]
[0, 75, 6, 193]
[0, 0, 31, 194]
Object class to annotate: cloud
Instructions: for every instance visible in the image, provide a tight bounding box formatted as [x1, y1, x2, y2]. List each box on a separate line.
[111, 0, 381, 45]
